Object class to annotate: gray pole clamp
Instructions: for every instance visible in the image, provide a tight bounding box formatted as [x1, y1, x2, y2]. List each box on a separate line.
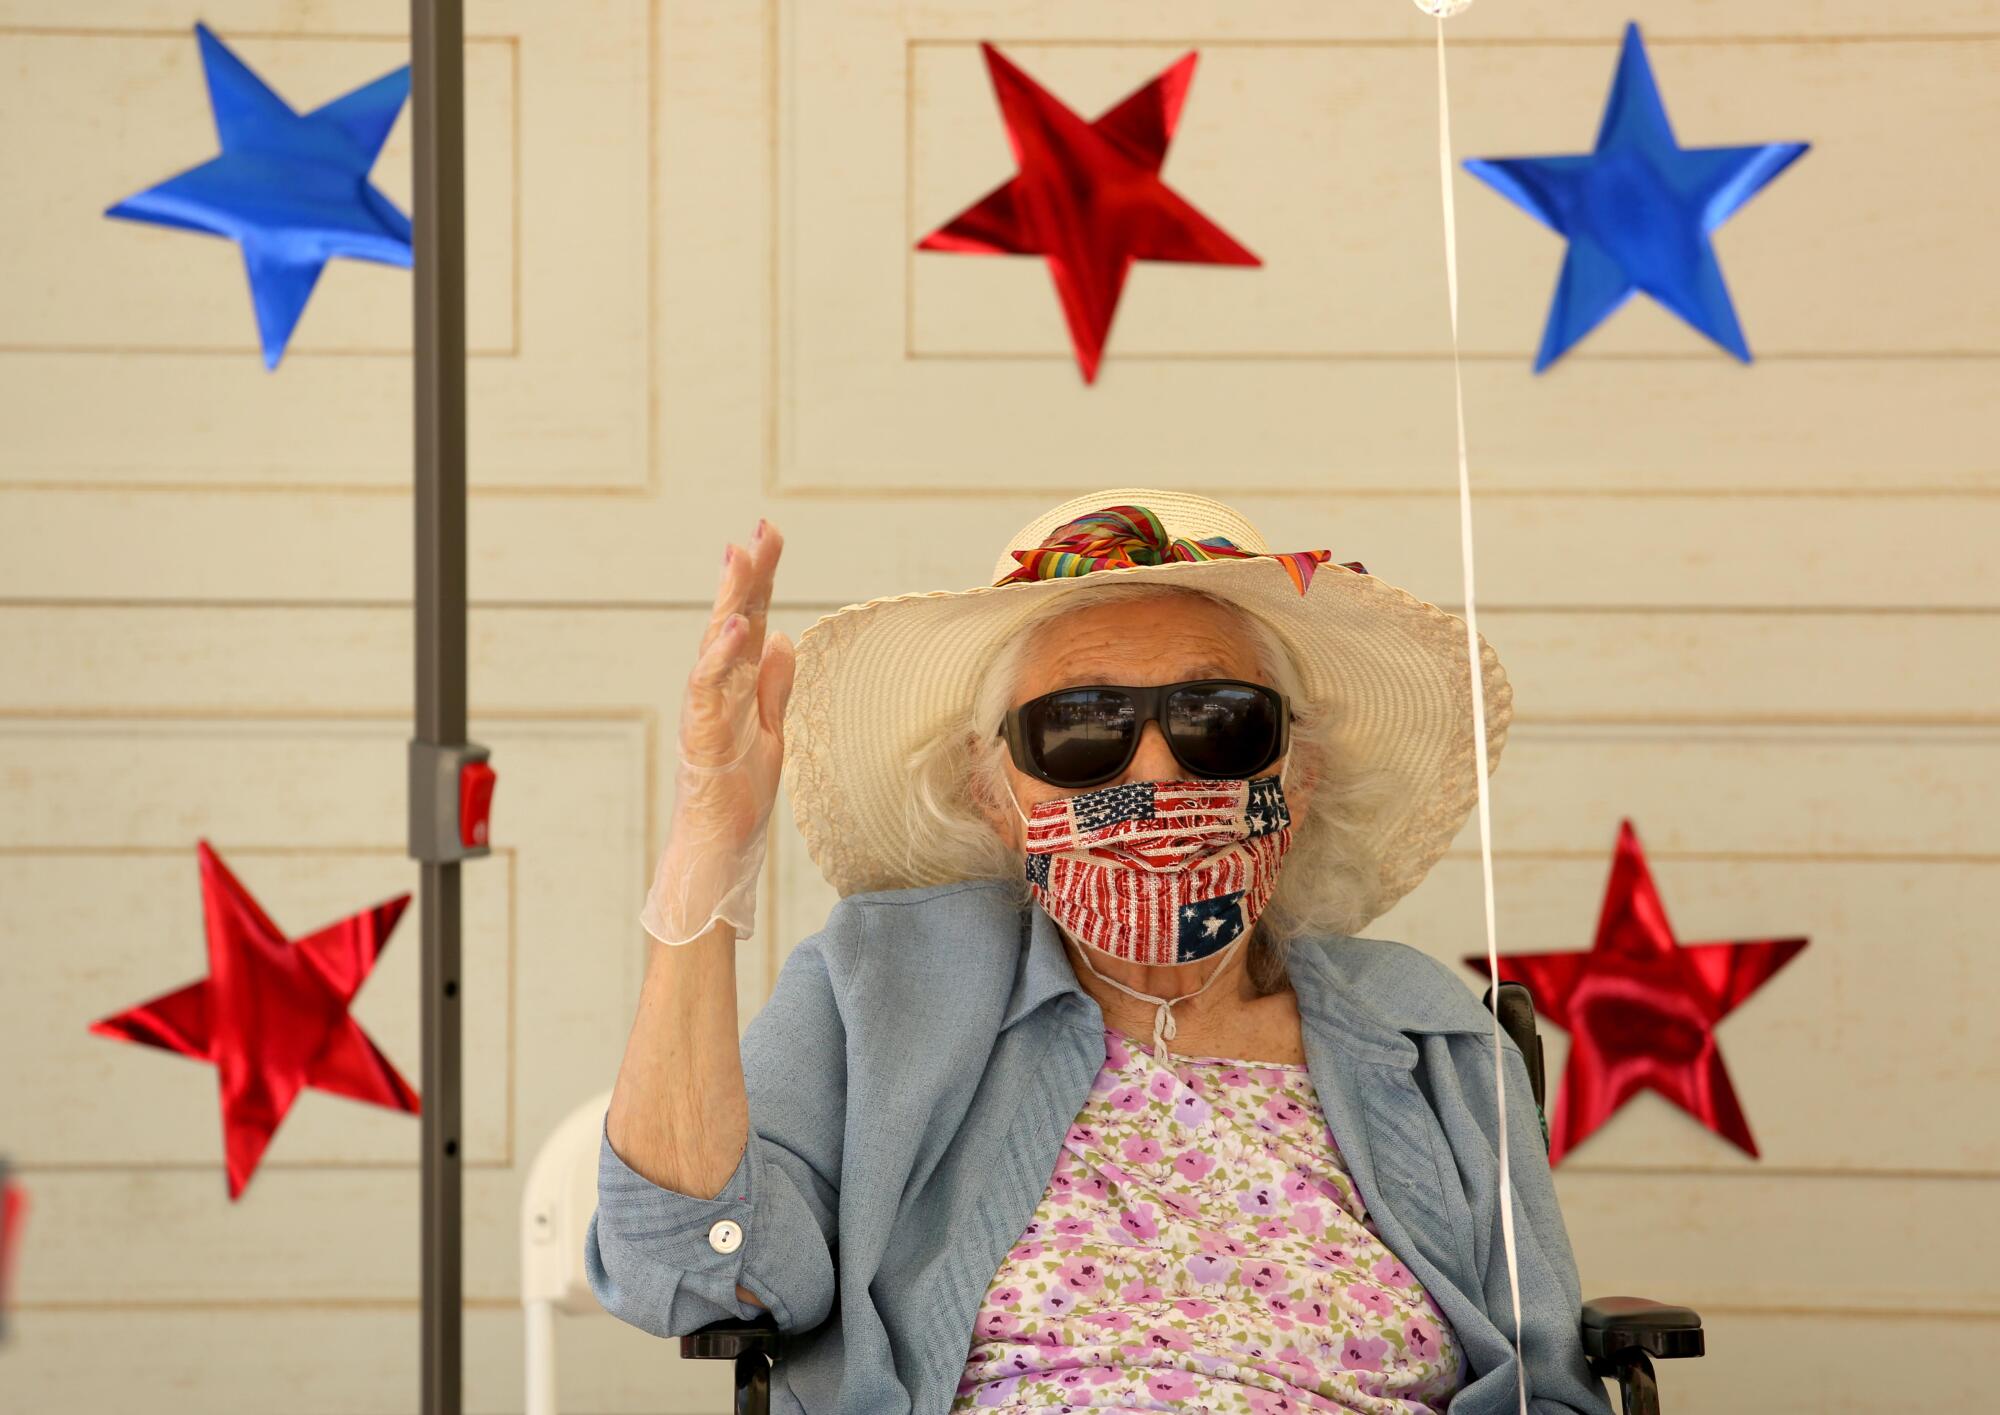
[407, 738, 493, 864]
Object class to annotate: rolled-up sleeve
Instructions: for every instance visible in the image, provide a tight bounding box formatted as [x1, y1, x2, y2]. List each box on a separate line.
[584, 909, 851, 1337]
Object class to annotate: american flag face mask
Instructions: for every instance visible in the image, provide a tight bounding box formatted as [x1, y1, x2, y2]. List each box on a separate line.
[1018, 773, 1294, 972]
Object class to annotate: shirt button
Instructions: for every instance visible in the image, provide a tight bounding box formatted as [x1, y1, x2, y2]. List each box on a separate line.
[707, 1218, 744, 1255]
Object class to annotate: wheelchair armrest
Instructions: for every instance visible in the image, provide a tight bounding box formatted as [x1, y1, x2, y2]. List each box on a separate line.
[679, 1311, 780, 1362]
[1581, 1295, 1705, 1365]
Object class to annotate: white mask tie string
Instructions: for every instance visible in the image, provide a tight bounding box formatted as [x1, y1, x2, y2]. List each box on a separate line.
[1063, 925, 1247, 1065]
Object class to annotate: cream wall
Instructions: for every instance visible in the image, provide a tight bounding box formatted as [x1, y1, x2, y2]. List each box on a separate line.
[1, 1, 1993, 1411]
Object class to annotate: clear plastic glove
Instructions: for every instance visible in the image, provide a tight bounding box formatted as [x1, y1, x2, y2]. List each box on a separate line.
[639, 519, 795, 946]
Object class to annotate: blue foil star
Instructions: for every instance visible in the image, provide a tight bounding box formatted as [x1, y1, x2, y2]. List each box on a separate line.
[107, 23, 412, 369]
[1464, 22, 1808, 371]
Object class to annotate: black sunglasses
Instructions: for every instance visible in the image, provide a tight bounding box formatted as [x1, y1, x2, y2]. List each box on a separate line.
[999, 679, 1291, 790]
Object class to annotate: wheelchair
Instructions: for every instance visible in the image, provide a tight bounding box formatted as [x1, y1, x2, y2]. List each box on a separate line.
[681, 982, 1704, 1414]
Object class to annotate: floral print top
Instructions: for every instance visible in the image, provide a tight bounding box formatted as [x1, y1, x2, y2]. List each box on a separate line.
[951, 1027, 1464, 1414]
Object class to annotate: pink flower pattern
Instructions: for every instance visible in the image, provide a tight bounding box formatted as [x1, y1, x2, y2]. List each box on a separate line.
[952, 1028, 1461, 1413]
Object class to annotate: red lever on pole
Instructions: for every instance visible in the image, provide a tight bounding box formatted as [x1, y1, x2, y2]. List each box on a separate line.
[458, 761, 496, 848]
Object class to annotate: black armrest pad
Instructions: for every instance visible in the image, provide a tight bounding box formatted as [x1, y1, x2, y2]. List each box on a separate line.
[679, 1312, 781, 1361]
[1581, 1295, 1705, 1362]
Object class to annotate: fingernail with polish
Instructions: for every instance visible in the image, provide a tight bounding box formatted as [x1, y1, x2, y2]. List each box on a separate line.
[753, 518, 767, 542]
[723, 544, 734, 567]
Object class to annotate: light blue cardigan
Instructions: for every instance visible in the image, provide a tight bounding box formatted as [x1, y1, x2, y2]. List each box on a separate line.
[587, 880, 1614, 1415]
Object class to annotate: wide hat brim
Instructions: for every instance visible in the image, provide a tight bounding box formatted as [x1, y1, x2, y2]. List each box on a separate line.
[783, 488, 1511, 929]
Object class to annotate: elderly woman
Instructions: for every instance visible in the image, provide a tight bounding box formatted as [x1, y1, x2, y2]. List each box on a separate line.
[588, 491, 1612, 1415]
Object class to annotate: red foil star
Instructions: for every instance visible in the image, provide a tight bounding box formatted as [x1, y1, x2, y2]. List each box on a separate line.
[0, 1169, 24, 1333]
[918, 44, 1260, 383]
[1468, 820, 1808, 1164]
[90, 841, 419, 1199]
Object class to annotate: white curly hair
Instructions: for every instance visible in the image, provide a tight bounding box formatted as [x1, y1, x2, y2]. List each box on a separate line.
[899, 580, 1399, 993]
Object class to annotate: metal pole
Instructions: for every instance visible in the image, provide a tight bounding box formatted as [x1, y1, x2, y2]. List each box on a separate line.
[411, 3, 466, 1414]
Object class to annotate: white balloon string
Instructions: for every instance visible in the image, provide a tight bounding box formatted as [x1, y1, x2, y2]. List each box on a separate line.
[1433, 18, 1529, 1414]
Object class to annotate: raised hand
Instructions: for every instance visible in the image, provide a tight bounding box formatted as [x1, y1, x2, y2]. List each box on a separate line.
[639, 519, 795, 946]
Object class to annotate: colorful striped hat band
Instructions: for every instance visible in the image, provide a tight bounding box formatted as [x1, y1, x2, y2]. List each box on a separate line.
[995, 504, 1366, 595]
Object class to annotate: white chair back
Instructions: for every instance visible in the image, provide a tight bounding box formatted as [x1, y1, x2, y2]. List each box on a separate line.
[521, 1090, 614, 1415]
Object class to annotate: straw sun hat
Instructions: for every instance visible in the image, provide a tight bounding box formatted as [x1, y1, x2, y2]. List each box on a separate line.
[783, 488, 1511, 928]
